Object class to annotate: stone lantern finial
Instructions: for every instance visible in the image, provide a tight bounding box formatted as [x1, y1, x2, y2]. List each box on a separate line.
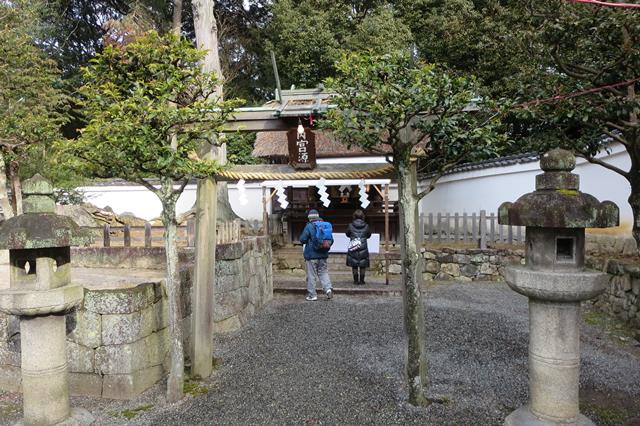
[539, 148, 576, 172]
[21, 173, 56, 214]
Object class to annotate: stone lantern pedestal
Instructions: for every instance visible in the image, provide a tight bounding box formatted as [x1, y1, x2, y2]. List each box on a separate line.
[498, 149, 619, 426]
[0, 175, 93, 426]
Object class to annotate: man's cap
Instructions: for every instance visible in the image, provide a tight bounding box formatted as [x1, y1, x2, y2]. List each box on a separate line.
[308, 209, 320, 220]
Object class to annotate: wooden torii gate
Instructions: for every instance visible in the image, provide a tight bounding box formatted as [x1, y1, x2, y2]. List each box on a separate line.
[191, 88, 395, 378]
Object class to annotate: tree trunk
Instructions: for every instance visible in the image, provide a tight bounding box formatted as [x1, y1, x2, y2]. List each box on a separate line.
[0, 154, 14, 219]
[626, 95, 640, 250]
[629, 176, 640, 251]
[159, 179, 185, 402]
[396, 159, 429, 406]
[191, 0, 239, 221]
[172, 0, 183, 34]
[9, 160, 22, 216]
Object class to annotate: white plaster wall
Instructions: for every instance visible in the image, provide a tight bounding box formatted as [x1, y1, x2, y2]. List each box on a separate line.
[418, 143, 632, 233]
[77, 155, 397, 221]
[80, 182, 265, 221]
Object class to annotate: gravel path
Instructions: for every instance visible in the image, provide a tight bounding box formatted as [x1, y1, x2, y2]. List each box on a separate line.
[2, 282, 639, 425]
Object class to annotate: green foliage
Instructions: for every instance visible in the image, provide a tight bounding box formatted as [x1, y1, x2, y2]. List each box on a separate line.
[397, 1, 539, 99]
[225, 132, 263, 165]
[43, 1, 172, 78]
[515, 1, 640, 157]
[264, 1, 412, 89]
[60, 31, 242, 186]
[0, 1, 68, 166]
[324, 52, 505, 177]
[398, 1, 639, 164]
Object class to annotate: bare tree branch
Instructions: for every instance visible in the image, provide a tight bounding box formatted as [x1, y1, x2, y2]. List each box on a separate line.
[137, 178, 160, 194]
[602, 129, 629, 147]
[578, 152, 630, 178]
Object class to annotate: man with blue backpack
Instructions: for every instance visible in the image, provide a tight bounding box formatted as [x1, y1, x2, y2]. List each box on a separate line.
[299, 209, 334, 301]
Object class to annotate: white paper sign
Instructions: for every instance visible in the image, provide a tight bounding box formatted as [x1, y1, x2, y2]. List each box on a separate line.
[329, 233, 380, 254]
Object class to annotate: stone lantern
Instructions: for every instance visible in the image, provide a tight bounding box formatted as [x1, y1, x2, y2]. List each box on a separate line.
[498, 149, 619, 426]
[0, 175, 93, 425]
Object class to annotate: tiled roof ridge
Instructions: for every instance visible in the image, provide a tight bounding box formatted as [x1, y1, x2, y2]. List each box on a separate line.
[450, 152, 540, 174]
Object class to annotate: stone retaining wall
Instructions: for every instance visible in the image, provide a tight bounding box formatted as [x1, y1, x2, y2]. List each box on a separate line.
[587, 257, 640, 333]
[0, 236, 272, 399]
[380, 247, 525, 281]
[70, 247, 193, 270]
[586, 234, 638, 256]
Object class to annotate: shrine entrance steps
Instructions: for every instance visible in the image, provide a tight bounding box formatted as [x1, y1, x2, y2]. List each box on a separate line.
[272, 248, 403, 296]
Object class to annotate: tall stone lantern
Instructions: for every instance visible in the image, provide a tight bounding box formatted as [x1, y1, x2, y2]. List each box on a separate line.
[498, 149, 619, 426]
[0, 175, 93, 425]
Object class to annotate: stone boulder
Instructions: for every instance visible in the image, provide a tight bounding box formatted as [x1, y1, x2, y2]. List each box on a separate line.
[55, 205, 99, 227]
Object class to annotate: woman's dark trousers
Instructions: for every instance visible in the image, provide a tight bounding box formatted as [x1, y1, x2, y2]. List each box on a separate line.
[352, 267, 366, 284]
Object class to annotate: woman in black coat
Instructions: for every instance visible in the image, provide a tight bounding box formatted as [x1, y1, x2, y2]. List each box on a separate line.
[346, 209, 372, 285]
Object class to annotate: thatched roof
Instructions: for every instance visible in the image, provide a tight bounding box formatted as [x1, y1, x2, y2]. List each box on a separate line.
[252, 131, 389, 158]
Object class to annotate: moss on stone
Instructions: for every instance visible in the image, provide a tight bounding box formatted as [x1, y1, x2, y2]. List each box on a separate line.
[557, 189, 578, 196]
[183, 379, 209, 396]
[118, 404, 154, 419]
[0, 402, 20, 417]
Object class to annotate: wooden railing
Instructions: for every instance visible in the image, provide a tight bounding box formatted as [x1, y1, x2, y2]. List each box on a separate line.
[418, 210, 525, 247]
[85, 219, 251, 248]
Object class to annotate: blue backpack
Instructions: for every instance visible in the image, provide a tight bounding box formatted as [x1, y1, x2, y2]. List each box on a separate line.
[312, 221, 333, 251]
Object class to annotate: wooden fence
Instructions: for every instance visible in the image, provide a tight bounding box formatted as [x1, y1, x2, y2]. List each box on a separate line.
[86, 219, 249, 248]
[419, 210, 525, 247]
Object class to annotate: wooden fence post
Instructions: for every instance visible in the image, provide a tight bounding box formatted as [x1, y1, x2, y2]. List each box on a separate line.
[471, 212, 477, 245]
[427, 213, 433, 242]
[418, 214, 424, 244]
[454, 213, 460, 243]
[462, 213, 469, 243]
[123, 224, 131, 247]
[436, 213, 442, 243]
[445, 213, 451, 242]
[508, 224, 514, 245]
[144, 222, 152, 248]
[479, 210, 487, 249]
[103, 224, 110, 248]
[490, 213, 496, 244]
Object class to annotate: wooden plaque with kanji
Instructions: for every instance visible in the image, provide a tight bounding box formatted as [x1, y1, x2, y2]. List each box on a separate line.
[287, 127, 316, 170]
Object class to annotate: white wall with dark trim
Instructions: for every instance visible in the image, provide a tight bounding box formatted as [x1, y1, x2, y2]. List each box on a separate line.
[418, 143, 632, 235]
[77, 156, 396, 221]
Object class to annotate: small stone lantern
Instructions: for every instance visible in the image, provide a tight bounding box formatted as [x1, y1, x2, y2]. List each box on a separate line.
[498, 149, 619, 426]
[0, 175, 93, 426]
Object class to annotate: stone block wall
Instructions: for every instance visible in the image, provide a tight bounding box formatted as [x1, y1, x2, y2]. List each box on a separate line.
[70, 246, 194, 270]
[586, 234, 638, 256]
[0, 236, 272, 399]
[587, 257, 640, 333]
[381, 247, 525, 282]
[0, 281, 175, 398]
[210, 236, 273, 334]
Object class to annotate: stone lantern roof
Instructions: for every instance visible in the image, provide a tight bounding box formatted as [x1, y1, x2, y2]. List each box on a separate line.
[498, 149, 619, 228]
[0, 174, 92, 249]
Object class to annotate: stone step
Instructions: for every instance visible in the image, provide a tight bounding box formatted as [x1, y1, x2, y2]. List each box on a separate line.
[274, 286, 402, 297]
[274, 266, 385, 274]
[273, 255, 389, 265]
